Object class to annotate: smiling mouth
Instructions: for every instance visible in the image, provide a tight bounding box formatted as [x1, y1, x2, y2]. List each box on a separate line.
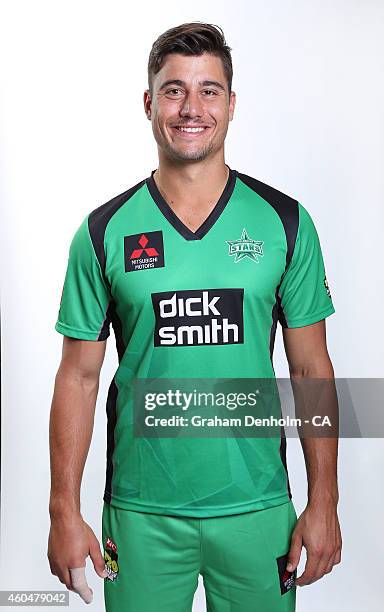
[171, 126, 212, 139]
[174, 126, 208, 132]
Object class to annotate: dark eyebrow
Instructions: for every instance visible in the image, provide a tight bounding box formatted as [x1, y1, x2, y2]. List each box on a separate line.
[158, 79, 226, 92]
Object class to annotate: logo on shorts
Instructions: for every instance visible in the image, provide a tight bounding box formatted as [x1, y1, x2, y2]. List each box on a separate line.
[104, 537, 119, 582]
[276, 554, 296, 595]
[124, 231, 165, 272]
[151, 288, 244, 347]
[226, 228, 264, 263]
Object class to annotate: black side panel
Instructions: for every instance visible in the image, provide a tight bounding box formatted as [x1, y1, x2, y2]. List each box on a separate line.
[109, 299, 126, 363]
[103, 378, 118, 504]
[269, 289, 280, 363]
[103, 302, 126, 504]
[279, 429, 292, 499]
[97, 301, 114, 341]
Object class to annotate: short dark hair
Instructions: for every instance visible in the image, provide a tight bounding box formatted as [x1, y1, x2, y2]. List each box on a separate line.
[147, 22, 233, 95]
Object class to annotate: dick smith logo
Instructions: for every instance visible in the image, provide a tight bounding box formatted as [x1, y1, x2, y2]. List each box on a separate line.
[124, 231, 164, 272]
[151, 288, 244, 347]
[226, 228, 264, 263]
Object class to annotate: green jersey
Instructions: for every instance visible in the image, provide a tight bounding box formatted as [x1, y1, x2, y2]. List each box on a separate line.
[55, 166, 335, 517]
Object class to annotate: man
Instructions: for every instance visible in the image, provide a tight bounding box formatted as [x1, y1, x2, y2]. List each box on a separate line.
[48, 22, 341, 612]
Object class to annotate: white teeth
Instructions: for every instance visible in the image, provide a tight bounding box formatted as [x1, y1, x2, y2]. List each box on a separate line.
[177, 127, 206, 132]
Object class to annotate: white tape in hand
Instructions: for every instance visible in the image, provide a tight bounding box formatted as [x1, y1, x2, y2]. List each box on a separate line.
[69, 567, 93, 604]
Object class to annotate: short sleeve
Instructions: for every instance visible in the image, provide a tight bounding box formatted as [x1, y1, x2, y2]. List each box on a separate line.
[278, 202, 335, 328]
[55, 214, 112, 341]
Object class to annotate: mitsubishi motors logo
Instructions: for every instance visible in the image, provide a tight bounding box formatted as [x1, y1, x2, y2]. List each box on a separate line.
[124, 231, 164, 272]
[130, 234, 159, 259]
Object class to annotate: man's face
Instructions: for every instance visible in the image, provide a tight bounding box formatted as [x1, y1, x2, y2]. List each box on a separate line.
[144, 52, 236, 163]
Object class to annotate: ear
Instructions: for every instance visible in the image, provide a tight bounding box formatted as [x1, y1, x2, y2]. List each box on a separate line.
[143, 90, 152, 120]
[229, 90, 236, 121]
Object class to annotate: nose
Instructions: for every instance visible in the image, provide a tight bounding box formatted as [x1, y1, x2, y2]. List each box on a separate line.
[179, 90, 203, 119]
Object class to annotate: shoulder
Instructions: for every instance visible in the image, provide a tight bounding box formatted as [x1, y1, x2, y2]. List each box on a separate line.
[88, 176, 147, 234]
[236, 170, 298, 211]
[83, 175, 148, 270]
[236, 170, 300, 262]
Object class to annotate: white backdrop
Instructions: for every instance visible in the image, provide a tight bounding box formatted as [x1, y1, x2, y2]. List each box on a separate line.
[1, 0, 384, 610]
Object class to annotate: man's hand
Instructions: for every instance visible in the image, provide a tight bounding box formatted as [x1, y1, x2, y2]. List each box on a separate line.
[47, 512, 107, 603]
[287, 499, 342, 586]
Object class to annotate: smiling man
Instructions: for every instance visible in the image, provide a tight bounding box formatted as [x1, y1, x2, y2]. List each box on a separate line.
[48, 22, 341, 612]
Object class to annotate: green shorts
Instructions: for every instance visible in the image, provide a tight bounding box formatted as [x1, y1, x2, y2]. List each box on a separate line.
[102, 500, 297, 612]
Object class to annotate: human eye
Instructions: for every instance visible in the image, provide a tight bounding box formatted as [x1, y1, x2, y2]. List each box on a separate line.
[202, 89, 217, 96]
[165, 88, 183, 96]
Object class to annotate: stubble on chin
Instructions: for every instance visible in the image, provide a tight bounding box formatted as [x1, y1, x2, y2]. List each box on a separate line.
[162, 140, 216, 162]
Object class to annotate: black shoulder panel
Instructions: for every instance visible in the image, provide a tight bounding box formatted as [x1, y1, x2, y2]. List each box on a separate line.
[237, 171, 299, 269]
[88, 178, 146, 274]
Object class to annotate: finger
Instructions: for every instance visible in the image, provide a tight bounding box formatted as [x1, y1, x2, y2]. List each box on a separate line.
[296, 553, 321, 587]
[69, 567, 93, 604]
[49, 563, 57, 576]
[286, 533, 303, 572]
[308, 538, 342, 582]
[89, 534, 108, 579]
[312, 551, 335, 582]
[334, 547, 342, 564]
[324, 539, 342, 572]
[58, 569, 76, 593]
[324, 551, 337, 574]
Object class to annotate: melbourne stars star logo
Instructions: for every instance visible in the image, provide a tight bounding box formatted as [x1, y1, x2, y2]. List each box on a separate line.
[226, 228, 264, 263]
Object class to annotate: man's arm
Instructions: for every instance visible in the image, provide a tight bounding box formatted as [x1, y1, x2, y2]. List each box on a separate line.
[47, 337, 108, 598]
[282, 319, 342, 586]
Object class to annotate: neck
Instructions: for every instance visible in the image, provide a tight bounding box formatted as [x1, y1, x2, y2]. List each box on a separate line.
[153, 153, 229, 206]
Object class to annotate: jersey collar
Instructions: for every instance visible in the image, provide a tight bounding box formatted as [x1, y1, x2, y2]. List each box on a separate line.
[145, 165, 237, 241]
